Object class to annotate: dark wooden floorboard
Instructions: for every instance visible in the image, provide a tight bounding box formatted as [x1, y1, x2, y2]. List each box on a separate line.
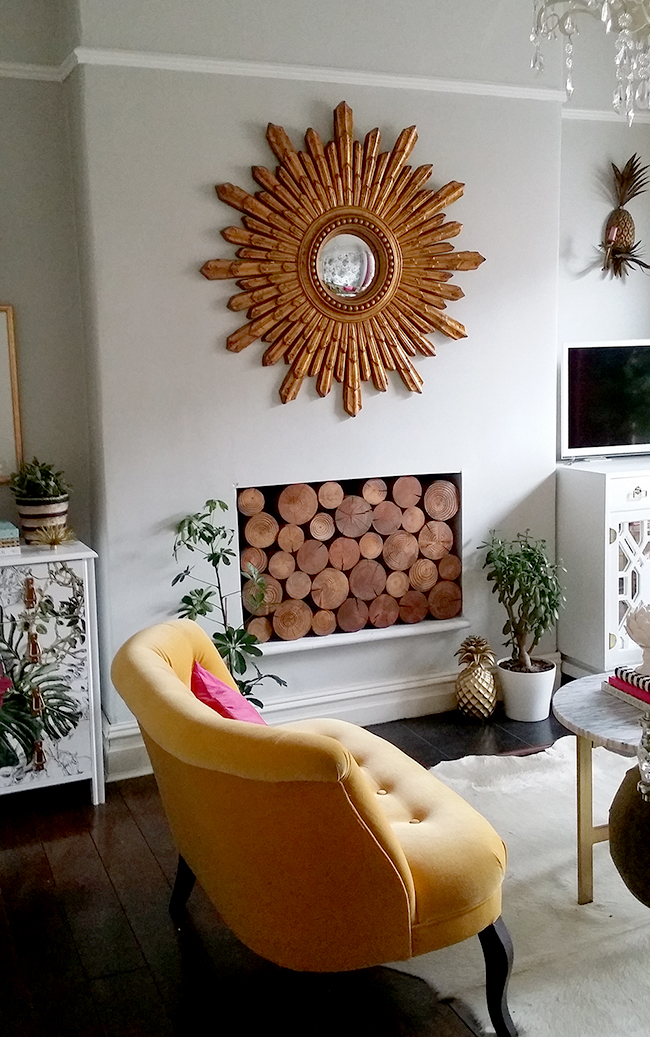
[1, 700, 561, 1037]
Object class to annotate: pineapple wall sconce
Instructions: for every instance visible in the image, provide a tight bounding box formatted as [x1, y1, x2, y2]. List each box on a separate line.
[600, 154, 650, 277]
[201, 102, 485, 416]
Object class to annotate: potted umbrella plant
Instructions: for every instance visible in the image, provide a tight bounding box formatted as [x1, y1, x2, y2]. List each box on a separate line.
[480, 530, 564, 722]
[9, 458, 71, 544]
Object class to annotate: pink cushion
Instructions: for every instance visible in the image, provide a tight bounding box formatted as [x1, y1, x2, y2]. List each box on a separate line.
[190, 661, 267, 725]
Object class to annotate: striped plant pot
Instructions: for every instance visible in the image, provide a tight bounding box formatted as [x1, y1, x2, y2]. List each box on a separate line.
[15, 495, 69, 544]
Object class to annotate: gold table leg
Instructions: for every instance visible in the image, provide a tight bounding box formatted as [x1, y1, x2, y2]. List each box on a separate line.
[576, 735, 610, 904]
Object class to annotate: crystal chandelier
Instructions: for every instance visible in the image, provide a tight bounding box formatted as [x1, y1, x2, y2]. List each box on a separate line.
[531, 1, 650, 123]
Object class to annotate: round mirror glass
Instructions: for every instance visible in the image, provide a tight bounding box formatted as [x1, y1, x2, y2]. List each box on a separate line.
[317, 233, 377, 298]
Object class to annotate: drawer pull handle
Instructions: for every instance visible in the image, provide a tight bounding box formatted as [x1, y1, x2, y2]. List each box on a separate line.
[631, 486, 647, 499]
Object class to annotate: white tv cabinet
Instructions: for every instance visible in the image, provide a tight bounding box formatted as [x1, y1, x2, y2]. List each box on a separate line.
[557, 458, 650, 677]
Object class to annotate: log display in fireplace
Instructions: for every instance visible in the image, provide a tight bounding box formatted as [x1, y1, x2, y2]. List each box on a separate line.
[237, 474, 461, 642]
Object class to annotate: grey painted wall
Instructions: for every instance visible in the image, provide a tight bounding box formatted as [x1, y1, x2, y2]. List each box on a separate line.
[2, 0, 650, 730]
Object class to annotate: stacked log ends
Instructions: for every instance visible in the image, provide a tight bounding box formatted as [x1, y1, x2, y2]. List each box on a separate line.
[423, 480, 460, 520]
[329, 537, 361, 571]
[318, 481, 344, 509]
[244, 512, 279, 549]
[278, 483, 319, 525]
[241, 546, 268, 574]
[239, 473, 461, 641]
[273, 598, 313, 640]
[237, 487, 265, 516]
[310, 512, 336, 541]
[369, 594, 399, 628]
[312, 609, 337, 636]
[277, 523, 305, 553]
[362, 478, 387, 504]
[246, 616, 272, 642]
[428, 581, 462, 619]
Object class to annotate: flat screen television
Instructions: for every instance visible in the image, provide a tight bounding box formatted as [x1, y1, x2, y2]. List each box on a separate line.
[560, 339, 650, 459]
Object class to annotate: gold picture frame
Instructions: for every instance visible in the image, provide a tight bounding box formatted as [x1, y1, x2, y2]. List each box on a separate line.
[201, 102, 485, 416]
[0, 305, 24, 483]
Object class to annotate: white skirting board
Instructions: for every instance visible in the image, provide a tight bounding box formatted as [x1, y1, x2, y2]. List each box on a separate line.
[103, 651, 561, 783]
[103, 671, 459, 782]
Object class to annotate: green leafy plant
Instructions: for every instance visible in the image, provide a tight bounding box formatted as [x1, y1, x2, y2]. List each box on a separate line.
[172, 499, 285, 706]
[9, 458, 70, 500]
[480, 530, 564, 672]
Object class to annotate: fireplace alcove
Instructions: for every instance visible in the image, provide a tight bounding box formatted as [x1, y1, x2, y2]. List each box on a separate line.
[237, 472, 468, 657]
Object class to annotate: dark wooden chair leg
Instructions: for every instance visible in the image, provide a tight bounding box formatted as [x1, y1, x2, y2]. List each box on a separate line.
[169, 854, 195, 919]
[478, 916, 518, 1037]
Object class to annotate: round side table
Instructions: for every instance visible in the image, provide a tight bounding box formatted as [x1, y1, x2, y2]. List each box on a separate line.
[553, 673, 642, 904]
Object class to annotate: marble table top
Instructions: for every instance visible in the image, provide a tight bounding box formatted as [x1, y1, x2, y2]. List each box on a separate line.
[553, 673, 645, 757]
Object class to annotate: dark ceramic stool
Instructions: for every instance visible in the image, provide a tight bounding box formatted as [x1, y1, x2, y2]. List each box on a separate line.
[609, 765, 650, 908]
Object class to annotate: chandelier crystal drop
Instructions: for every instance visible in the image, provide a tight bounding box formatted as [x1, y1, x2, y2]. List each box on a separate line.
[531, 1, 650, 123]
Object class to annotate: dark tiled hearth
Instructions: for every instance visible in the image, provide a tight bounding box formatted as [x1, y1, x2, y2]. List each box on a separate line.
[0, 705, 572, 1037]
[368, 704, 570, 768]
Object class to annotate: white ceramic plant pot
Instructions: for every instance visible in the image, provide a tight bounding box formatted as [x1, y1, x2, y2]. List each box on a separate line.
[497, 660, 556, 722]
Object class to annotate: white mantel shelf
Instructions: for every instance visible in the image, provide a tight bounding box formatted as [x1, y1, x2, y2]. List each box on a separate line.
[260, 616, 470, 655]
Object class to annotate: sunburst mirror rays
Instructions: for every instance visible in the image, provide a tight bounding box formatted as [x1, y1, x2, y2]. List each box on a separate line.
[201, 102, 485, 416]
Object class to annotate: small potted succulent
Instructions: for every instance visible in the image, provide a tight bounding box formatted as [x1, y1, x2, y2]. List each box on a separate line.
[481, 530, 564, 722]
[9, 458, 71, 544]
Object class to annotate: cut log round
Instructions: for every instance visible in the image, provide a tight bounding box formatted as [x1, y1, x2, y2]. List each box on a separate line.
[312, 610, 337, 636]
[399, 590, 429, 624]
[361, 478, 388, 505]
[408, 557, 438, 592]
[272, 598, 313, 640]
[286, 570, 312, 599]
[335, 495, 372, 538]
[428, 580, 462, 619]
[318, 481, 345, 510]
[310, 512, 336, 541]
[237, 487, 265, 516]
[329, 536, 361, 571]
[296, 538, 329, 575]
[382, 531, 419, 571]
[240, 546, 268, 574]
[337, 596, 369, 632]
[401, 506, 425, 533]
[392, 476, 422, 509]
[277, 523, 305, 554]
[418, 520, 454, 560]
[369, 593, 399, 629]
[438, 554, 462, 581]
[311, 568, 349, 610]
[423, 479, 460, 520]
[242, 574, 283, 616]
[277, 483, 319, 525]
[245, 616, 273, 643]
[268, 550, 296, 580]
[349, 558, 387, 600]
[372, 500, 403, 536]
[386, 570, 410, 598]
[359, 531, 384, 559]
[244, 512, 279, 549]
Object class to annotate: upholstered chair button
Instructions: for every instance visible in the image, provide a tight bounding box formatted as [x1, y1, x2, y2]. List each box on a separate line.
[409, 818, 421, 824]
[377, 788, 388, 795]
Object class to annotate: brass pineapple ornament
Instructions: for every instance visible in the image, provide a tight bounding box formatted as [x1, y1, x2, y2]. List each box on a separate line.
[454, 635, 497, 720]
[601, 154, 650, 277]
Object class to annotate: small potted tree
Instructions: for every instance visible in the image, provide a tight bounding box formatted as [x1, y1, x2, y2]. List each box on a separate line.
[481, 530, 564, 722]
[9, 458, 70, 544]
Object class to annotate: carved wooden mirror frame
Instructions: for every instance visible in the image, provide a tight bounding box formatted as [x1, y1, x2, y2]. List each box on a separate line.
[202, 102, 484, 416]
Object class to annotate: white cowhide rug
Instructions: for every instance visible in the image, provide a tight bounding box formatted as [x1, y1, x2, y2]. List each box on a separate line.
[388, 736, 650, 1037]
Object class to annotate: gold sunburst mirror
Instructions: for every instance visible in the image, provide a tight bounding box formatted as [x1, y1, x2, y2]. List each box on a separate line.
[201, 102, 484, 416]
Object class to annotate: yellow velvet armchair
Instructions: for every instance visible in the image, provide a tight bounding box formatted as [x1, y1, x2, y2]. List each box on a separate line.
[111, 619, 517, 1037]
